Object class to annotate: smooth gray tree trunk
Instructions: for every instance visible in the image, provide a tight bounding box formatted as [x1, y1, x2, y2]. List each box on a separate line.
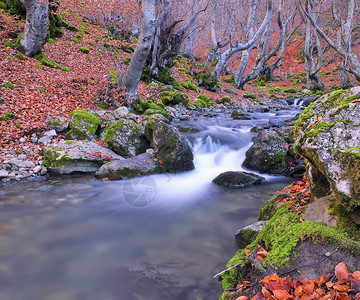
[19, 0, 49, 57]
[123, 0, 156, 103]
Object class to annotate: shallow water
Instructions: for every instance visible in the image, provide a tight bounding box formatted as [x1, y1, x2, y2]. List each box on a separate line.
[0, 111, 297, 300]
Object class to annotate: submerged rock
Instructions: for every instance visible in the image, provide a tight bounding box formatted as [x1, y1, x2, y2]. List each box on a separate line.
[145, 117, 194, 172]
[95, 153, 160, 180]
[43, 140, 123, 174]
[212, 171, 265, 188]
[294, 87, 360, 221]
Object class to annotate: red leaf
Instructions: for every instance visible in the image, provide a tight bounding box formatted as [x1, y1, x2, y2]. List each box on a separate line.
[272, 289, 292, 299]
[335, 262, 350, 280]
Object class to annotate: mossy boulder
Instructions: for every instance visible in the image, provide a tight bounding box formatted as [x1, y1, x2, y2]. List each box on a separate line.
[160, 91, 189, 107]
[102, 119, 149, 158]
[294, 87, 360, 220]
[42, 140, 123, 174]
[145, 117, 194, 173]
[95, 153, 161, 180]
[220, 204, 360, 295]
[197, 72, 221, 92]
[66, 109, 100, 140]
[243, 131, 288, 174]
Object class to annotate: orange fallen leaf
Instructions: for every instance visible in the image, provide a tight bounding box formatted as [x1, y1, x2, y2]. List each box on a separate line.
[335, 262, 350, 280]
[272, 289, 292, 299]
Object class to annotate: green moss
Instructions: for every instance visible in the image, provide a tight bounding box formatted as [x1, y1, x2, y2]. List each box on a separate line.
[66, 109, 100, 140]
[34, 64, 43, 70]
[38, 88, 45, 93]
[197, 72, 221, 92]
[48, 12, 65, 39]
[15, 123, 22, 130]
[35, 53, 69, 72]
[104, 120, 125, 144]
[160, 91, 189, 107]
[135, 98, 168, 117]
[3, 82, 14, 89]
[42, 149, 73, 168]
[166, 135, 177, 150]
[0, 112, 16, 121]
[4, 40, 14, 48]
[15, 33, 23, 53]
[305, 122, 335, 138]
[72, 37, 79, 43]
[331, 202, 360, 240]
[0, 2, 6, 9]
[123, 57, 131, 65]
[158, 67, 174, 84]
[66, 24, 78, 32]
[79, 46, 89, 53]
[14, 54, 25, 60]
[243, 91, 257, 100]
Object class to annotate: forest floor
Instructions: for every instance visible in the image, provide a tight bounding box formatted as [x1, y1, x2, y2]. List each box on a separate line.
[0, 9, 344, 165]
[1, 8, 360, 300]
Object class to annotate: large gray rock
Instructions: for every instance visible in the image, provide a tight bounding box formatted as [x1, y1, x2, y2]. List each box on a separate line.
[42, 140, 124, 174]
[145, 117, 194, 173]
[212, 171, 265, 188]
[65, 109, 100, 140]
[95, 153, 161, 180]
[243, 131, 288, 174]
[294, 87, 360, 218]
[102, 119, 149, 157]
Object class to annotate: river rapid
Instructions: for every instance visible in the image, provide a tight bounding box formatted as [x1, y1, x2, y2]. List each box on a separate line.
[0, 110, 299, 300]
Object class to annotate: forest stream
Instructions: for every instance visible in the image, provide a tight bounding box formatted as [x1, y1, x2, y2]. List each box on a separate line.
[0, 109, 301, 300]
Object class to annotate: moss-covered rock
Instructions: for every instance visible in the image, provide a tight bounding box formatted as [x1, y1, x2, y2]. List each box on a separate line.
[220, 204, 360, 295]
[197, 72, 221, 92]
[243, 131, 288, 174]
[145, 117, 194, 173]
[95, 153, 162, 180]
[65, 109, 100, 140]
[160, 91, 189, 107]
[102, 119, 149, 158]
[42, 140, 123, 174]
[294, 87, 360, 220]
[134, 98, 168, 117]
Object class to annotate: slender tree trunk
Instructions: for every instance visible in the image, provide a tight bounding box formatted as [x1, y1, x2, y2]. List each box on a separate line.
[18, 0, 49, 57]
[123, 0, 156, 103]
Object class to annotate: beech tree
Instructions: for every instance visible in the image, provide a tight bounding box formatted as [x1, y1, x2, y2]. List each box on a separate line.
[297, 0, 360, 88]
[200, 0, 274, 92]
[18, 0, 49, 56]
[123, 0, 156, 101]
[296, 0, 324, 90]
[147, 0, 208, 82]
[234, 0, 298, 89]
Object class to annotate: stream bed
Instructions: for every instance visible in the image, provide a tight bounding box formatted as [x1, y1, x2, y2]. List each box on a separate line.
[0, 111, 298, 300]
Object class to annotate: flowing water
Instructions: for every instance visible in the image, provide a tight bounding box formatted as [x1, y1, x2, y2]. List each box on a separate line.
[0, 111, 299, 300]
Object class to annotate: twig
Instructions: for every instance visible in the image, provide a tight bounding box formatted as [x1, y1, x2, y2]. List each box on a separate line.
[213, 262, 244, 279]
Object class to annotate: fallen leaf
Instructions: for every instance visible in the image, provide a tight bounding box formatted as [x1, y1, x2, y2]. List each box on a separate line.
[335, 262, 350, 280]
[272, 289, 292, 299]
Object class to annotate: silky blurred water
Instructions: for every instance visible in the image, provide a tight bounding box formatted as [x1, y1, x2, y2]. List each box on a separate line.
[0, 111, 297, 300]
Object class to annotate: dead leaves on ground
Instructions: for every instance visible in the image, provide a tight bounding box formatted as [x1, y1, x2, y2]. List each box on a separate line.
[235, 262, 360, 300]
[277, 178, 311, 213]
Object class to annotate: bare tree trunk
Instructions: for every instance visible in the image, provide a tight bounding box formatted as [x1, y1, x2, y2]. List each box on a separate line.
[123, 0, 156, 103]
[18, 0, 49, 57]
[234, 0, 296, 90]
[301, 0, 324, 90]
[208, 0, 273, 90]
[297, 0, 360, 81]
